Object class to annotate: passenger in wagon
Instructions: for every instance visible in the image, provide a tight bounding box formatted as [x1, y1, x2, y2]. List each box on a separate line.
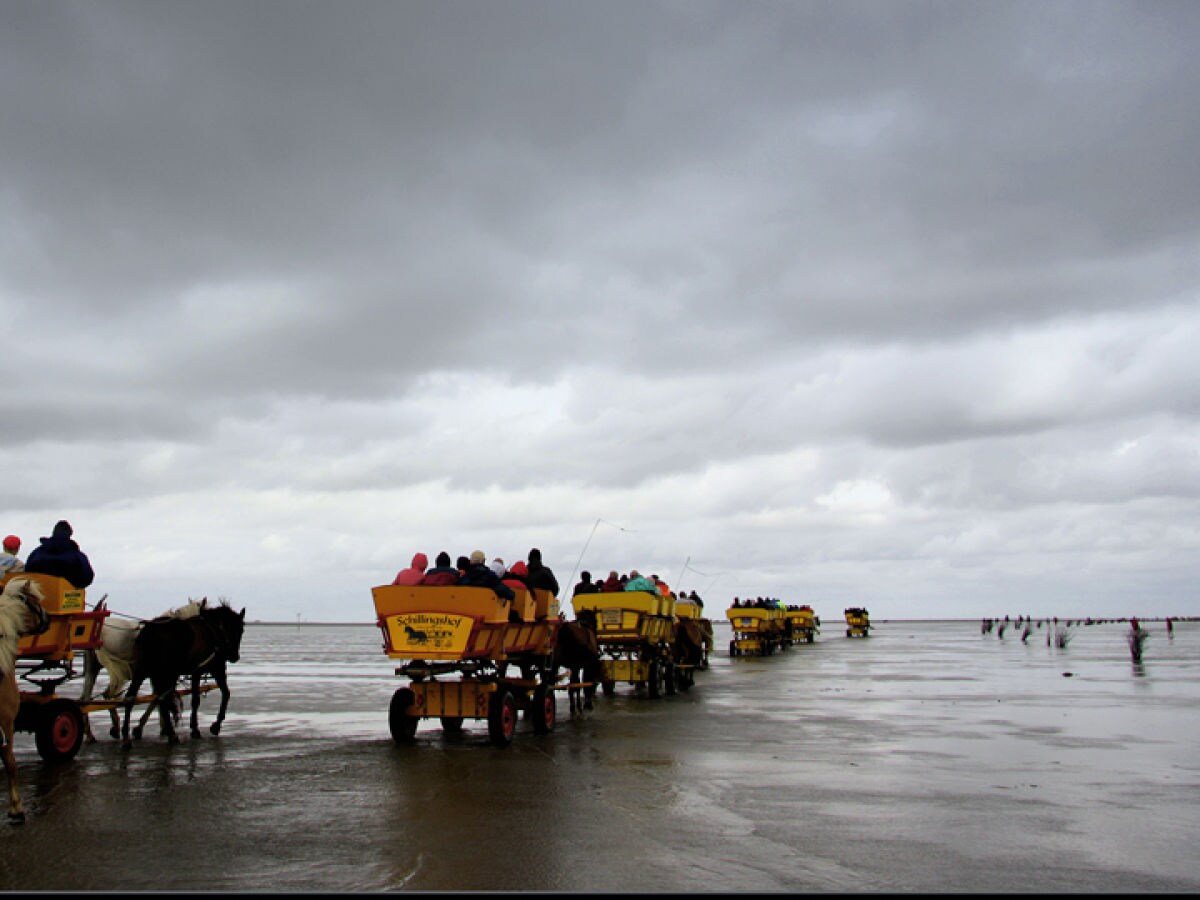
[501, 560, 532, 595]
[600, 571, 622, 592]
[623, 570, 656, 593]
[0, 535, 23, 576]
[572, 571, 599, 596]
[459, 550, 516, 602]
[23, 520, 94, 589]
[420, 551, 460, 586]
[392, 552, 429, 586]
[525, 547, 559, 597]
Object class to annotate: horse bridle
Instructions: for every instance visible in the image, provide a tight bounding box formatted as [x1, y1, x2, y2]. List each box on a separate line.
[20, 588, 51, 637]
[196, 612, 236, 665]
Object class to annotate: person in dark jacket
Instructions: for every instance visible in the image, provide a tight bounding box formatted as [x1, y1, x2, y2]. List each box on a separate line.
[525, 547, 559, 596]
[572, 571, 599, 596]
[420, 551, 460, 586]
[459, 550, 515, 601]
[23, 520, 95, 588]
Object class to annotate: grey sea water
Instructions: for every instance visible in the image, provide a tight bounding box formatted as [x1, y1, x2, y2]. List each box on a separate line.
[2, 617, 1197, 892]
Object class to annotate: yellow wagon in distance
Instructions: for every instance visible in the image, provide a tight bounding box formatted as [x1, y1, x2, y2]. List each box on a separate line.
[844, 607, 871, 638]
[572, 590, 675, 699]
[785, 604, 820, 645]
[372, 584, 561, 747]
[726, 605, 786, 656]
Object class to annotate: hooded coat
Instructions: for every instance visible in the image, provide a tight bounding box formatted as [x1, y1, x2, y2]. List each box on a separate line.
[23, 520, 94, 588]
[525, 548, 559, 596]
[392, 552, 429, 586]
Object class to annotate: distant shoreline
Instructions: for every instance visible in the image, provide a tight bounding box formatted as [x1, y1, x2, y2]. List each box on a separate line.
[255, 616, 1193, 627]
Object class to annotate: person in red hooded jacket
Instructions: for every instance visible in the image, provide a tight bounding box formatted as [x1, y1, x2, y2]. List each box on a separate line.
[392, 552, 428, 586]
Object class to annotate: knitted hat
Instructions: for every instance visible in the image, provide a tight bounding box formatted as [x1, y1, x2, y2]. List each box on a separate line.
[2, 535, 18, 552]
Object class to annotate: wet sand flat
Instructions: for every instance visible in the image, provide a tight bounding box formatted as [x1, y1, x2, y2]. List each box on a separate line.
[2, 619, 1197, 892]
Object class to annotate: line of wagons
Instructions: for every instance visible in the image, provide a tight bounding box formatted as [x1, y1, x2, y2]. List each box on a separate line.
[370, 583, 715, 747]
[726, 605, 872, 655]
[6, 568, 871, 761]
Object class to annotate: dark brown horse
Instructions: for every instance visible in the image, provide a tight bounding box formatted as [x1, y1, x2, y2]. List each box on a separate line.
[552, 617, 602, 718]
[670, 618, 706, 692]
[120, 601, 246, 750]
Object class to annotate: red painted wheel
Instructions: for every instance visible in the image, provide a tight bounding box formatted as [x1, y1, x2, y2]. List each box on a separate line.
[35, 699, 84, 763]
[531, 685, 556, 735]
[487, 688, 517, 747]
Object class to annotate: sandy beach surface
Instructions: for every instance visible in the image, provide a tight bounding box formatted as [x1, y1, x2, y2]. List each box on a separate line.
[2, 617, 1196, 893]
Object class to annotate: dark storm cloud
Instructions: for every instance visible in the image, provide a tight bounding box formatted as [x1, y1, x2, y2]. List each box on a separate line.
[1, 0, 1197, 618]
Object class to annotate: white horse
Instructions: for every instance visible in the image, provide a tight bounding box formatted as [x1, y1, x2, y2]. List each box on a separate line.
[79, 597, 207, 741]
[1, 578, 51, 821]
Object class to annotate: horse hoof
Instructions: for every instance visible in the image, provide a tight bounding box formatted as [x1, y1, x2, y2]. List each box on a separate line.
[167, 734, 180, 746]
[132, 727, 143, 740]
[120, 741, 132, 752]
[191, 729, 202, 739]
[210, 723, 221, 736]
[109, 726, 120, 740]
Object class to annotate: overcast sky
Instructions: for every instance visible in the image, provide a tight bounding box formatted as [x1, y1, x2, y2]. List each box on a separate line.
[2, 0, 1197, 623]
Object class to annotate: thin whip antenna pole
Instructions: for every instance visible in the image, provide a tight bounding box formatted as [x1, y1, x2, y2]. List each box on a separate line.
[562, 518, 634, 612]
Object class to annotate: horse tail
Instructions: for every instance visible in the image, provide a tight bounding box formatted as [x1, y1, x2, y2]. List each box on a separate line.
[97, 646, 134, 699]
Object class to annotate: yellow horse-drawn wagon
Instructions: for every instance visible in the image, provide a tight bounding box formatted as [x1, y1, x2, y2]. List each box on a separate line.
[726, 605, 786, 656]
[784, 605, 820, 645]
[572, 591, 675, 698]
[844, 607, 871, 638]
[5, 572, 109, 762]
[372, 584, 561, 746]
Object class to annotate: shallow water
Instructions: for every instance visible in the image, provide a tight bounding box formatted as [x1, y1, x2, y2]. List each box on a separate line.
[2, 618, 1196, 892]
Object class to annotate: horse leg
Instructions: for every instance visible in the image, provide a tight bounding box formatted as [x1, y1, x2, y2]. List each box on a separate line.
[79, 648, 99, 743]
[134, 695, 158, 739]
[120, 672, 148, 750]
[1, 679, 24, 821]
[2, 724, 23, 822]
[207, 666, 230, 736]
[150, 676, 179, 745]
[190, 671, 203, 739]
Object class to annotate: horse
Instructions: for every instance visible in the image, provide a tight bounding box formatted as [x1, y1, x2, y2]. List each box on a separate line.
[670, 617, 706, 692]
[79, 598, 207, 741]
[120, 601, 246, 750]
[696, 617, 714, 669]
[552, 617, 602, 719]
[1, 578, 51, 821]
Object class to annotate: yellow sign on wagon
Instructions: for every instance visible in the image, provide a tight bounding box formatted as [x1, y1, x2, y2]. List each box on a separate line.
[387, 613, 473, 655]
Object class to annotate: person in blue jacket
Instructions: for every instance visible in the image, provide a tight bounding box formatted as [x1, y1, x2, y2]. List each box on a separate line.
[23, 520, 95, 588]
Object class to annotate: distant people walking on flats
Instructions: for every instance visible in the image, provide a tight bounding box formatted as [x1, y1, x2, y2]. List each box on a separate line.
[1129, 617, 1148, 663]
[420, 551, 460, 586]
[573, 571, 599, 596]
[0, 535, 23, 576]
[525, 548, 559, 596]
[392, 552, 429, 586]
[23, 520, 94, 588]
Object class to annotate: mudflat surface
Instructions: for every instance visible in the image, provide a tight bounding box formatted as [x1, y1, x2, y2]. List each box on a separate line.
[2, 619, 1197, 892]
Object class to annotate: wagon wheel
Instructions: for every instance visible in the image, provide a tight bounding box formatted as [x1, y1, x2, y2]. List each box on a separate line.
[35, 699, 85, 763]
[664, 660, 677, 696]
[439, 716, 464, 736]
[647, 660, 664, 700]
[531, 684, 556, 735]
[389, 688, 419, 744]
[487, 688, 517, 747]
[728, 639, 737, 657]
